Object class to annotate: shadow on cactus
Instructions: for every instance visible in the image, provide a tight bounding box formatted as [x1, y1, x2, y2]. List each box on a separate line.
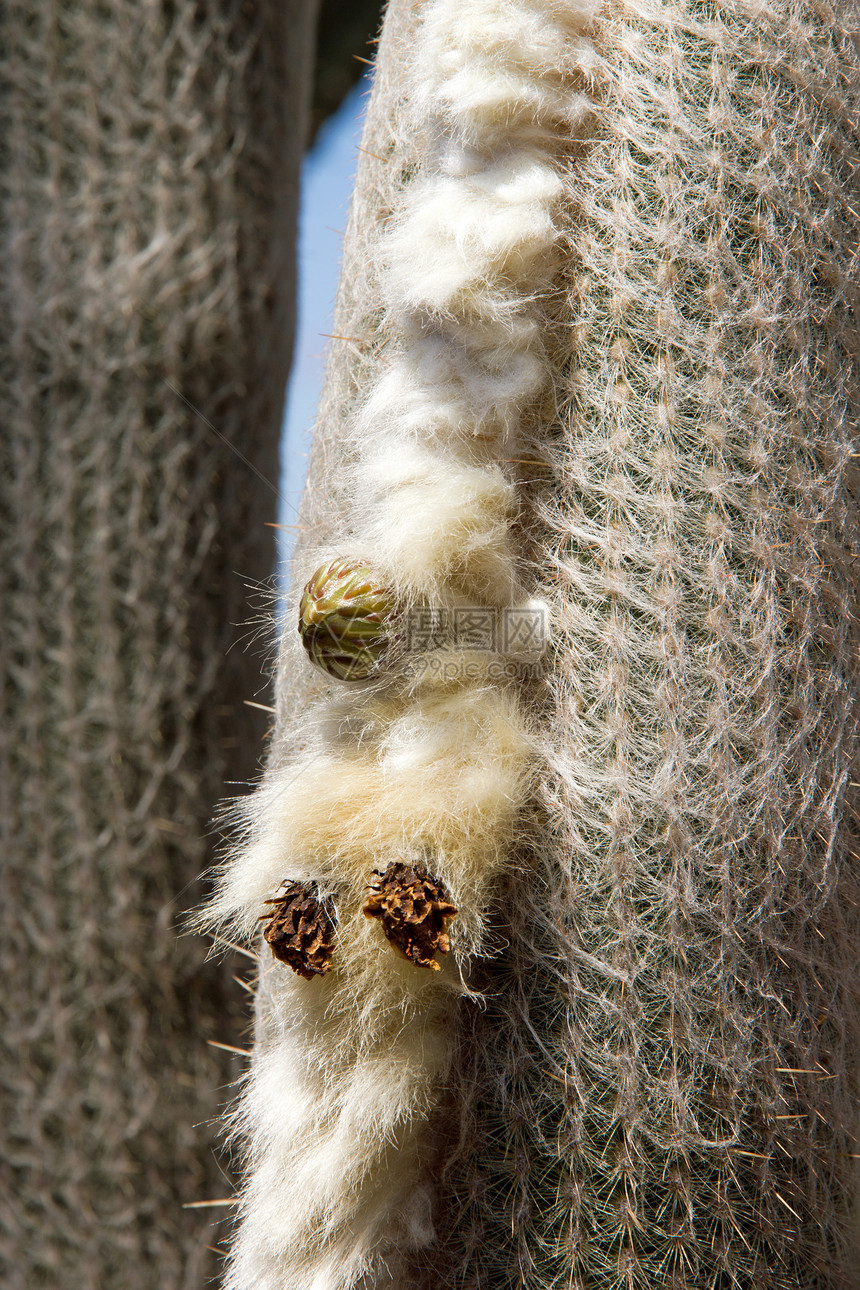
[298, 556, 400, 681]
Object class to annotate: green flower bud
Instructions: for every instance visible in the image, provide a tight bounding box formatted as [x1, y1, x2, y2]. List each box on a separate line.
[298, 557, 397, 681]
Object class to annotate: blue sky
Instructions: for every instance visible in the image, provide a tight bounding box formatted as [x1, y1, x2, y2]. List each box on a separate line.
[278, 76, 369, 571]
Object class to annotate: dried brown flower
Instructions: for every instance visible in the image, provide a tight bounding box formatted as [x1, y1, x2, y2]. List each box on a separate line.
[362, 860, 458, 971]
[259, 881, 337, 979]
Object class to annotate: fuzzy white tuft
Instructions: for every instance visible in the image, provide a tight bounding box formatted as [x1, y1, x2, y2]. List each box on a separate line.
[418, 0, 599, 148]
[384, 156, 563, 317]
[352, 442, 519, 605]
[223, 965, 451, 1290]
[210, 683, 533, 956]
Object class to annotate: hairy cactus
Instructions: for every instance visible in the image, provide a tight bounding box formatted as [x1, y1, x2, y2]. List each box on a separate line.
[0, 2, 318, 1286]
[209, 0, 860, 1287]
[426, 3, 860, 1288]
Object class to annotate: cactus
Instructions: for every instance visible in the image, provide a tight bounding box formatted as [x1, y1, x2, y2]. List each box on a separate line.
[426, 2, 860, 1287]
[210, 0, 860, 1287]
[0, 2, 318, 1286]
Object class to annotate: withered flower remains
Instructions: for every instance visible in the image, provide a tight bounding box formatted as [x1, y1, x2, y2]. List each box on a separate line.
[260, 881, 337, 979]
[363, 860, 458, 971]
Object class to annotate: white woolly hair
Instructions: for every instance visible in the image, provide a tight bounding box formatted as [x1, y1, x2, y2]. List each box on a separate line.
[209, 681, 534, 957]
[350, 443, 520, 606]
[417, 0, 600, 149]
[209, 680, 534, 1290]
[202, 1, 596, 1286]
